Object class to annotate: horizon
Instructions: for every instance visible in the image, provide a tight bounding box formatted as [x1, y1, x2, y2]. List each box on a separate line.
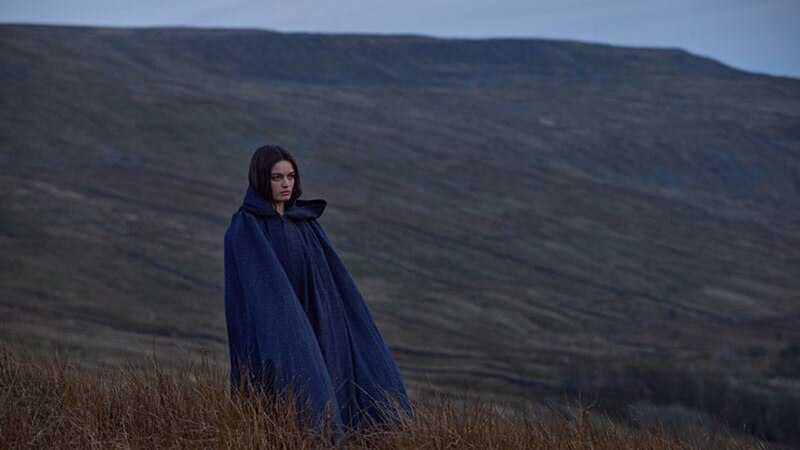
[0, 22, 792, 80]
[0, 0, 797, 79]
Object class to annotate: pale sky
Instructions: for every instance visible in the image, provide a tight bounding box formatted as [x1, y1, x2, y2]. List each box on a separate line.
[1, 0, 798, 78]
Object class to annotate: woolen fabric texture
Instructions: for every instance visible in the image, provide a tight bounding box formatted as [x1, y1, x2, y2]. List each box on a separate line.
[224, 186, 411, 432]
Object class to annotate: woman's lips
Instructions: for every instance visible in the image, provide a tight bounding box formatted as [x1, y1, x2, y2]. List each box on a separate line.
[281, 191, 290, 195]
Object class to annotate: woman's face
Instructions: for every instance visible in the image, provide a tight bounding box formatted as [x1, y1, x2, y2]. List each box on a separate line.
[270, 160, 295, 203]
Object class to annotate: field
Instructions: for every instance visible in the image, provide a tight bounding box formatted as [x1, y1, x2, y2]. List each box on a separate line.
[0, 344, 768, 449]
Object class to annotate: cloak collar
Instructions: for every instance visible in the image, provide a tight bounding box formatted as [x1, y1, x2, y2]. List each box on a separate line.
[239, 186, 326, 219]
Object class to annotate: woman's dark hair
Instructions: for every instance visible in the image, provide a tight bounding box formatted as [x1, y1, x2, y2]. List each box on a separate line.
[248, 145, 303, 204]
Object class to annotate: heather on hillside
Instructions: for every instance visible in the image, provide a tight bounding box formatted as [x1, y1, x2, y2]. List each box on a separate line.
[2, 24, 799, 449]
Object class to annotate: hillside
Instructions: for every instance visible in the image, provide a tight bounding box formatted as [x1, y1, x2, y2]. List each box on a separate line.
[1, 24, 799, 445]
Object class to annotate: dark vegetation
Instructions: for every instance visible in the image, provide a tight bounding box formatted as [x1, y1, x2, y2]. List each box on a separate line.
[564, 360, 800, 445]
[1, 24, 799, 446]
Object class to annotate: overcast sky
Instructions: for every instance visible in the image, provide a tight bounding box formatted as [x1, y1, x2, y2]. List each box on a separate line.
[1, 0, 798, 78]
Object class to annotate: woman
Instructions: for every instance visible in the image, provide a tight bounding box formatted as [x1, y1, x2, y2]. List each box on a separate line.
[223, 145, 411, 433]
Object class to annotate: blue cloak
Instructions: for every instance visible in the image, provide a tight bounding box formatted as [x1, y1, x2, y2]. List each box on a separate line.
[223, 187, 411, 431]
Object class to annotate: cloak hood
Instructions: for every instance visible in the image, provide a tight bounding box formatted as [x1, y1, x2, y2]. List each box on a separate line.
[239, 186, 326, 220]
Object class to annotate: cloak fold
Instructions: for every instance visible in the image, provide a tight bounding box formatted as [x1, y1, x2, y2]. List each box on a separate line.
[224, 187, 411, 431]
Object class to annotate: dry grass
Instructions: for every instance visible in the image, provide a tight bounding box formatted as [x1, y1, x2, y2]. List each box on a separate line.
[0, 344, 764, 449]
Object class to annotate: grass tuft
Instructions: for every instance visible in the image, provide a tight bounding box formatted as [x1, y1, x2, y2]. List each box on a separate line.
[0, 344, 766, 449]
